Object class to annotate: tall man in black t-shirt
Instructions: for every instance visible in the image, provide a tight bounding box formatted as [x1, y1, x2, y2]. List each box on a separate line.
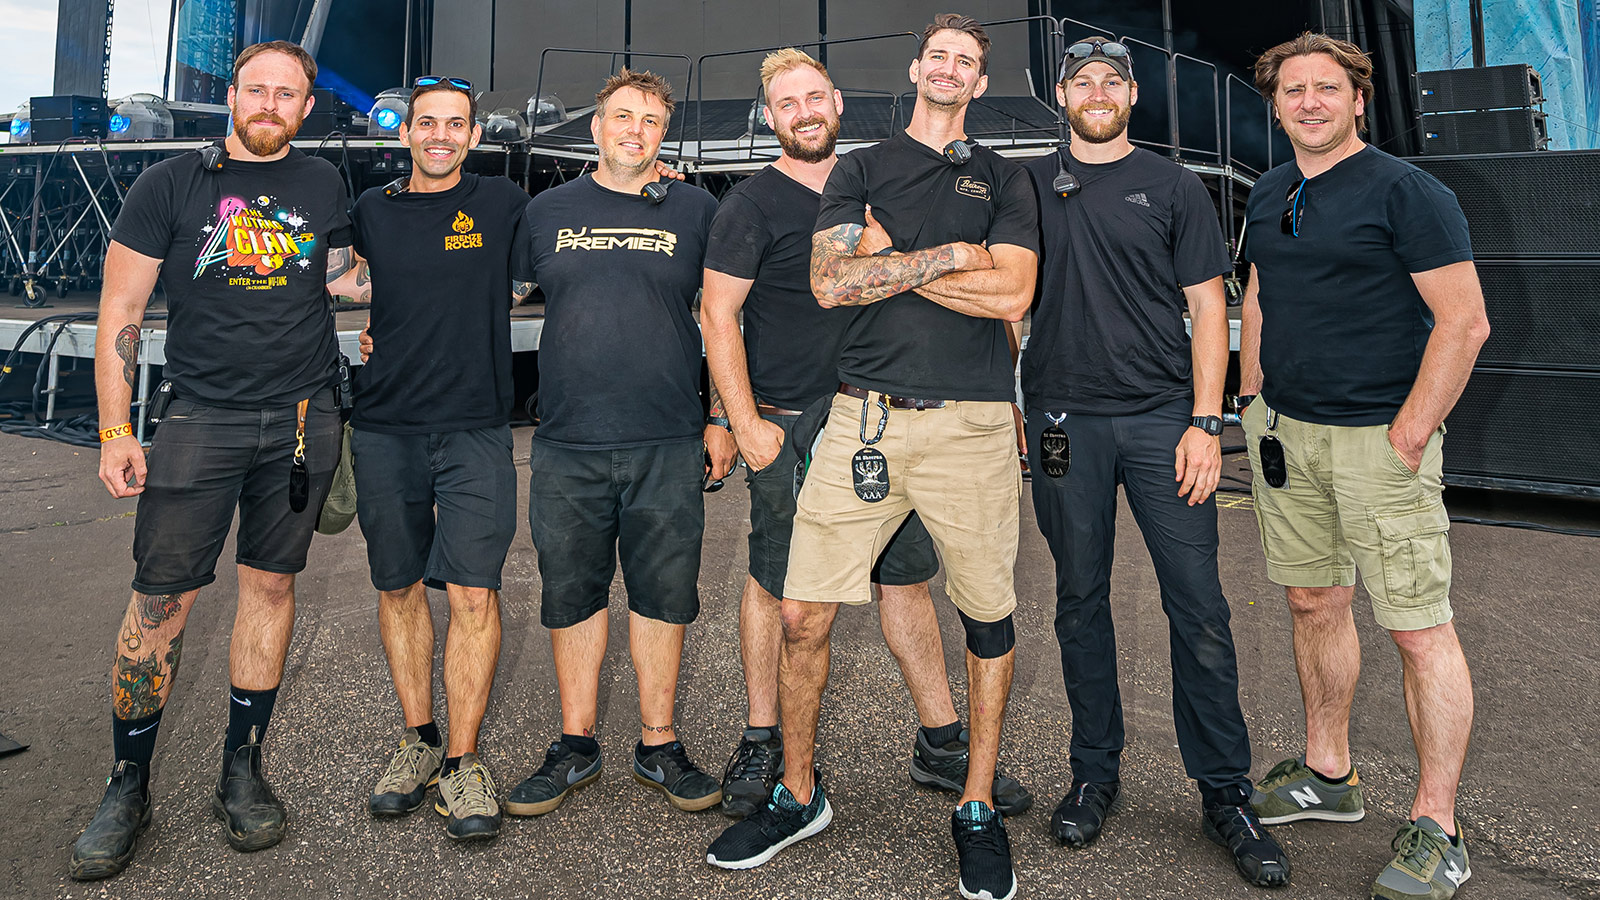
[1021, 38, 1290, 888]
[332, 78, 530, 842]
[706, 17, 1037, 900]
[700, 48, 1032, 822]
[501, 69, 725, 819]
[1239, 34, 1488, 900]
[71, 42, 350, 880]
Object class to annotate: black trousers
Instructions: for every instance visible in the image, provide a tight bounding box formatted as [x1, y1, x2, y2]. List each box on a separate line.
[1026, 396, 1251, 802]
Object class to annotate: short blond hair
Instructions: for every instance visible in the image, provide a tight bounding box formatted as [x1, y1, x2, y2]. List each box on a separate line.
[596, 68, 675, 120]
[760, 48, 833, 98]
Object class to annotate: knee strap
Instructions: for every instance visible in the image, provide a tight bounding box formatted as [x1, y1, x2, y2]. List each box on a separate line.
[958, 610, 1015, 658]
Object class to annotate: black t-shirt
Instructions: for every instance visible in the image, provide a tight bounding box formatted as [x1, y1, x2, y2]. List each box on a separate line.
[110, 147, 351, 409]
[814, 131, 1039, 401]
[1022, 147, 1231, 414]
[349, 174, 528, 434]
[1244, 146, 1473, 426]
[512, 175, 717, 448]
[704, 166, 854, 410]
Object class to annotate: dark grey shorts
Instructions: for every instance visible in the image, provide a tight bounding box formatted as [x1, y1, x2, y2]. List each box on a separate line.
[745, 411, 939, 599]
[527, 437, 704, 628]
[131, 388, 341, 594]
[351, 425, 518, 592]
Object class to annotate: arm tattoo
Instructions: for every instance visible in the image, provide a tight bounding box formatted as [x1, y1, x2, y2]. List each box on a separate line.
[138, 593, 183, 630]
[325, 246, 353, 283]
[115, 325, 140, 389]
[809, 224, 961, 307]
[707, 378, 725, 420]
[512, 280, 534, 303]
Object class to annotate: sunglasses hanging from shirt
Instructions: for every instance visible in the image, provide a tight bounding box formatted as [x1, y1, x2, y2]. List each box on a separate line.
[1039, 413, 1071, 478]
[1281, 178, 1308, 237]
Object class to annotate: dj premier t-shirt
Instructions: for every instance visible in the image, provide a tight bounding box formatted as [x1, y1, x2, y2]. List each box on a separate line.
[110, 147, 351, 410]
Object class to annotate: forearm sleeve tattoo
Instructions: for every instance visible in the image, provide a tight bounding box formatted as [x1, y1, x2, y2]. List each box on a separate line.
[809, 223, 961, 307]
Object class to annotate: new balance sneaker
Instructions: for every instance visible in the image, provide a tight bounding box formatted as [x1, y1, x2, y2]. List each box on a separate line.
[720, 727, 784, 819]
[1051, 780, 1119, 848]
[1203, 799, 1292, 888]
[706, 777, 832, 870]
[435, 754, 501, 842]
[68, 761, 151, 881]
[1372, 817, 1470, 900]
[952, 801, 1017, 900]
[910, 727, 1035, 816]
[369, 728, 444, 817]
[503, 739, 602, 816]
[212, 740, 288, 852]
[1251, 756, 1365, 825]
[634, 740, 722, 811]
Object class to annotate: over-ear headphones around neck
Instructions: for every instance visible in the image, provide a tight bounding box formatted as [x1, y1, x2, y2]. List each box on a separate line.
[1051, 147, 1081, 198]
[197, 139, 227, 172]
[942, 139, 976, 165]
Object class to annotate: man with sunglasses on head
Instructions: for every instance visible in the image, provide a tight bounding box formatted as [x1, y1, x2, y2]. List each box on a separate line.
[330, 75, 530, 842]
[70, 41, 350, 880]
[1020, 37, 1290, 888]
[1240, 33, 1487, 900]
[700, 47, 1033, 823]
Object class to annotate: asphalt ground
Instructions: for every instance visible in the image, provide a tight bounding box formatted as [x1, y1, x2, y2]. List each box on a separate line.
[3, 426, 1597, 900]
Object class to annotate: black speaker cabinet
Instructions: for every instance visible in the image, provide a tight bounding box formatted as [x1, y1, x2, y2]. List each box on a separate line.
[1422, 108, 1547, 154]
[1408, 152, 1600, 258]
[1417, 64, 1542, 113]
[1444, 369, 1600, 496]
[1471, 260, 1600, 370]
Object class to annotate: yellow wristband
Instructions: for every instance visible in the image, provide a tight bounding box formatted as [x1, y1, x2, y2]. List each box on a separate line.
[99, 423, 133, 443]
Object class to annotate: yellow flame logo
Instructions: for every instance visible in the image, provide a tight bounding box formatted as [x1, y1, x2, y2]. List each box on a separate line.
[452, 211, 474, 234]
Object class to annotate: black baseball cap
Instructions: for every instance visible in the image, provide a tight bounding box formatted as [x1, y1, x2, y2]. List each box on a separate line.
[1058, 36, 1134, 83]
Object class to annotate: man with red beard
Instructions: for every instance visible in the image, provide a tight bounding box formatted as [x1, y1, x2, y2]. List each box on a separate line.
[700, 48, 1032, 822]
[71, 41, 352, 880]
[1020, 38, 1290, 888]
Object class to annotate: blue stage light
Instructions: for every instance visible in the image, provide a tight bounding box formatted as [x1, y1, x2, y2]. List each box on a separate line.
[374, 107, 401, 130]
[110, 114, 130, 133]
[9, 119, 26, 137]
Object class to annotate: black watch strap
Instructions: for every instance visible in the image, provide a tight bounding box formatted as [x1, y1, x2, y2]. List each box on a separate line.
[1191, 415, 1224, 436]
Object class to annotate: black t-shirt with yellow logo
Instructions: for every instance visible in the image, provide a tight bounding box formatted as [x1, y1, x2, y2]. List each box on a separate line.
[512, 174, 718, 448]
[350, 172, 529, 433]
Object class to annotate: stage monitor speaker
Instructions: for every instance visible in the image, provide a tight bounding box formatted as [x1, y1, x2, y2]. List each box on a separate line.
[27, 94, 108, 142]
[1443, 368, 1600, 496]
[1408, 151, 1600, 258]
[1417, 64, 1542, 113]
[1422, 108, 1547, 155]
[1471, 260, 1600, 371]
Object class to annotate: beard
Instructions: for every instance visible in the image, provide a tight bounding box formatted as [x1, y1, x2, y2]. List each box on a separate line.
[1066, 102, 1132, 144]
[598, 144, 655, 180]
[776, 113, 840, 163]
[232, 110, 302, 156]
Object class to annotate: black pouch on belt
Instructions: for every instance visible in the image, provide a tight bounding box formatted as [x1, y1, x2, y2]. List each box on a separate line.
[790, 394, 833, 499]
[146, 380, 174, 424]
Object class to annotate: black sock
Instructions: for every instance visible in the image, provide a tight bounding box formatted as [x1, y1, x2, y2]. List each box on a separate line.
[112, 709, 164, 768]
[1313, 765, 1354, 785]
[224, 685, 279, 755]
[561, 733, 599, 756]
[921, 720, 963, 748]
[441, 755, 463, 778]
[641, 737, 676, 750]
[414, 721, 441, 747]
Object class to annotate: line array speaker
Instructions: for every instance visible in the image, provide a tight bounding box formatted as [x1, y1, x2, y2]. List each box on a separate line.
[1408, 152, 1600, 258]
[1417, 64, 1542, 113]
[1422, 108, 1547, 155]
[1442, 369, 1600, 495]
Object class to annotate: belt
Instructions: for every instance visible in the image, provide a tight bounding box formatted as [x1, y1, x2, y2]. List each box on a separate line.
[838, 382, 947, 410]
[756, 403, 804, 417]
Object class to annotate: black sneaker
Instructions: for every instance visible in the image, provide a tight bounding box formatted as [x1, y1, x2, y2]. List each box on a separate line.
[1203, 799, 1292, 888]
[952, 801, 1017, 900]
[1051, 780, 1119, 848]
[720, 727, 784, 819]
[633, 740, 722, 811]
[503, 739, 602, 817]
[68, 761, 152, 881]
[706, 776, 832, 870]
[910, 727, 1034, 816]
[212, 740, 288, 852]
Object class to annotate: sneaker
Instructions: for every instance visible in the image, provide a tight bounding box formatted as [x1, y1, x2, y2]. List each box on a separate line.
[1371, 817, 1470, 900]
[706, 777, 833, 870]
[435, 753, 501, 841]
[503, 739, 602, 817]
[952, 801, 1017, 900]
[1203, 799, 1292, 888]
[369, 728, 444, 817]
[721, 727, 784, 819]
[910, 727, 1034, 816]
[211, 739, 288, 852]
[634, 740, 722, 811]
[1251, 756, 1365, 825]
[68, 761, 152, 881]
[1051, 780, 1119, 848]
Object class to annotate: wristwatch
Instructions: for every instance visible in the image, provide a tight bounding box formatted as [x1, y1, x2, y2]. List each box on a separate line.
[706, 415, 732, 431]
[1191, 415, 1224, 436]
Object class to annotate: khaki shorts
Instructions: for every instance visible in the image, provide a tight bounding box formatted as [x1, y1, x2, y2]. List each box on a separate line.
[1242, 400, 1453, 632]
[785, 393, 1021, 622]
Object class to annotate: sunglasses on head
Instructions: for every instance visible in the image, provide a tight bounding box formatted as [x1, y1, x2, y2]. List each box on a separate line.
[1280, 178, 1308, 237]
[1065, 40, 1130, 60]
[413, 76, 473, 92]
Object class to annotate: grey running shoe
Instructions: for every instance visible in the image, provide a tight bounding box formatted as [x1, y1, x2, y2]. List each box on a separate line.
[1372, 817, 1470, 900]
[720, 727, 784, 819]
[911, 727, 1034, 816]
[1251, 756, 1365, 825]
[68, 761, 151, 881]
[504, 739, 602, 816]
[369, 728, 444, 817]
[434, 754, 501, 842]
[634, 740, 722, 811]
